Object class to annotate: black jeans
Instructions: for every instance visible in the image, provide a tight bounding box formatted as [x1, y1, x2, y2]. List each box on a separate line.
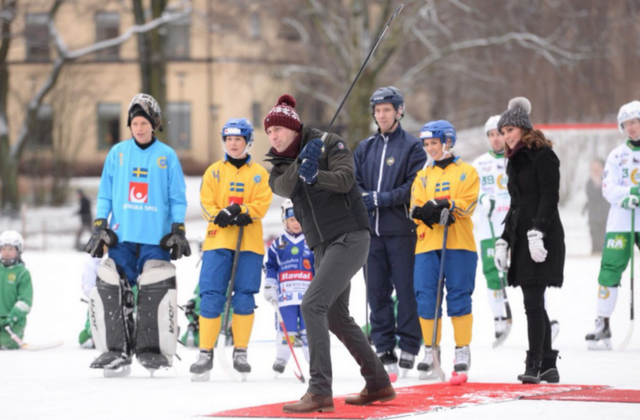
[302, 229, 389, 396]
[521, 284, 552, 354]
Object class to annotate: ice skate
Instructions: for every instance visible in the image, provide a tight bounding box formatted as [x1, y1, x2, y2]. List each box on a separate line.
[190, 349, 213, 382]
[550, 320, 560, 343]
[417, 346, 440, 380]
[377, 350, 399, 377]
[492, 317, 512, 348]
[137, 352, 171, 376]
[453, 345, 471, 374]
[272, 358, 287, 377]
[398, 351, 415, 378]
[233, 348, 251, 381]
[90, 352, 132, 378]
[585, 317, 612, 350]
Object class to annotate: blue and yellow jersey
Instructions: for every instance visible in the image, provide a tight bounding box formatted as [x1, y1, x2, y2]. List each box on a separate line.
[411, 157, 480, 253]
[96, 138, 187, 245]
[200, 156, 273, 255]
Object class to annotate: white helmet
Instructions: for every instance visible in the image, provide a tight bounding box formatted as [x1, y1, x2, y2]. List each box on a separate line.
[281, 199, 294, 223]
[617, 100, 640, 133]
[0, 230, 24, 266]
[484, 115, 501, 136]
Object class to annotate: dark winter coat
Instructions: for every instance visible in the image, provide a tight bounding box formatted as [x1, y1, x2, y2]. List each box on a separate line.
[266, 124, 370, 249]
[353, 123, 427, 236]
[501, 145, 565, 287]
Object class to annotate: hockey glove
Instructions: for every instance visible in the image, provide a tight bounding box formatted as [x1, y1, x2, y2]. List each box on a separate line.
[362, 191, 377, 210]
[263, 282, 279, 305]
[232, 213, 253, 227]
[298, 159, 319, 185]
[160, 222, 192, 260]
[527, 229, 548, 263]
[85, 218, 118, 257]
[298, 138, 323, 162]
[619, 195, 639, 210]
[0, 314, 15, 328]
[214, 204, 242, 228]
[479, 194, 496, 219]
[494, 238, 509, 272]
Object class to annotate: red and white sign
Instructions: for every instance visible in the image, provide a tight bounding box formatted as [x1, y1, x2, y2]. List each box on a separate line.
[129, 182, 149, 203]
[279, 270, 312, 282]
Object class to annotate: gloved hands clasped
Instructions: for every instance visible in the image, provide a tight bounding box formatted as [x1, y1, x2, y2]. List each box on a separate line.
[214, 204, 253, 228]
[160, 222, 192, 260]
[411, 199, 455, 229]
[85, 218, 118, 257]
[362, 191, 392, 211]
[298, 138, 323, 185]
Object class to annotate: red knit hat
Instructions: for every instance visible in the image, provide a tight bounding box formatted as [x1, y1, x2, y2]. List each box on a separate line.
[263, 94, 301, 133]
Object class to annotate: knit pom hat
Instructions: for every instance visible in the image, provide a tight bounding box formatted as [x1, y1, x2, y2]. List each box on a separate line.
[264, 94, 301, 133]
[497, 97, 533, 133]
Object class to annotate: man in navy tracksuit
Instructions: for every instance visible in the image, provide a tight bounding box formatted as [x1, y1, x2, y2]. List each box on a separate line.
[354, 87, 427, 376]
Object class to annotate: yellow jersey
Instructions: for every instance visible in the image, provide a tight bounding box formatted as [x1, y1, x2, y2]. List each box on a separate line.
[411, 157, 479, 254]
[200, 156, 273, 255]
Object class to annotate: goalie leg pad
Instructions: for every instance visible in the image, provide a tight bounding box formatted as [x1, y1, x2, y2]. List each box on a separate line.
[136, 259, 178, 362]
[89, 258, 134, 355]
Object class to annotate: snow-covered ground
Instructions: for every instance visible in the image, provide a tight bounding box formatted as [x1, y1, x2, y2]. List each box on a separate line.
[1, 179, 639, 420]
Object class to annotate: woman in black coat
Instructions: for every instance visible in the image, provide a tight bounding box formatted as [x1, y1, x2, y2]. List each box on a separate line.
[493, 97, 565, 384]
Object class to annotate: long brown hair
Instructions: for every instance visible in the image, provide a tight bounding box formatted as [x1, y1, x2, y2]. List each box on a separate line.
[505, 128, 553, 154]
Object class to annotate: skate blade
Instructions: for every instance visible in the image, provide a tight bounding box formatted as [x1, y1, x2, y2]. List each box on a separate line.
[587, 339, 612, 351]
[103, 365, 131, 378]
[241, 372, 248, 382]
[191, 371, 211, 382]
[418, 369, 438, 380]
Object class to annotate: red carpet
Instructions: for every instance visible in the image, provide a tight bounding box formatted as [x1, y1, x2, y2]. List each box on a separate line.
[206, 383, 601, 419]
[523, 387, 640, 403]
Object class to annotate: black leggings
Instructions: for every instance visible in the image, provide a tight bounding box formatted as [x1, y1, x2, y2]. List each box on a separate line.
[521, 284, 552, 354]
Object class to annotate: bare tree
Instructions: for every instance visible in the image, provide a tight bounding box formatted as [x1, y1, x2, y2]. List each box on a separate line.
[0, 0, 192, 213]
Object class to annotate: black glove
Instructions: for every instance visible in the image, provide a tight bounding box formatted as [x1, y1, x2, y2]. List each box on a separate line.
[232, 213, 253, 227]
[214, 204, 242, 228]
[85, 218, 118, 257]
[425, 207, 456, 227]
[160, 222, 192, 260]
[412, 199, 450, 229]
[298, 138, 323, 162]
[183, 299, 196, 316]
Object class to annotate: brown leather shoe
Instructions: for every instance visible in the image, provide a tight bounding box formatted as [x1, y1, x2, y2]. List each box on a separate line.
[282, 393, 335, 413]
[344, 385, 397, 406]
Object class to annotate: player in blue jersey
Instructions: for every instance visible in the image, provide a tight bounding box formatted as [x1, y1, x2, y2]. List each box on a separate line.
[85, 93, 191, 377]
[264, 199, 314, 376]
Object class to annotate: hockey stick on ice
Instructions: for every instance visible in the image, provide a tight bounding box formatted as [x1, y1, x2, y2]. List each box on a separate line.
[489, 219, 513, 348]
[217, 226, 244, 382]
[619, 210, 635, 350]
[272, 302, 306, 384]
[431, 209, 450, 382]
[4, 326, 63, 351]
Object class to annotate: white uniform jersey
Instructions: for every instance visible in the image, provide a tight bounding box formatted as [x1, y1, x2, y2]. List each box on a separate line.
[603, 142, 640, 232]
[472, 151, 510, 241]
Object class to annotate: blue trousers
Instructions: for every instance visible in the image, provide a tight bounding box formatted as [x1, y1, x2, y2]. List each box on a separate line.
[199, 249, 263, 318]
[414, 250, 477, 319]
[367, 235, 421, 355]
[109, 242, 170, 286]
[278, 305, 306, 333]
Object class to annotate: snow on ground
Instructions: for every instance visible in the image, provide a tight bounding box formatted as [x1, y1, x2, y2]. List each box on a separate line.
[1, 180, 639, 420]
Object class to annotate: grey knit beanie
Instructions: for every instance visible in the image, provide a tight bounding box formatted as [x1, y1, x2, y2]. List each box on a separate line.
[497, 97, 533, 133]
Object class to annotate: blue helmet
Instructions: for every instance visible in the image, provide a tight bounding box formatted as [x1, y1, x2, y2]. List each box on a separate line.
[221, 118, 254, 146]
[419, 120, 457, 148]
[370, 86, 405, 117]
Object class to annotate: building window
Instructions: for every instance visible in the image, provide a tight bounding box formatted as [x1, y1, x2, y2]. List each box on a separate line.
[252, 102, 261, 128]
[97, 103, 121, 150]
[165, 17, 190, 60]
[249, 11, 260, 39]
[95, 12, 120, 61]
[167, 102, 191, 150]
[29, 105, 53, 150]
[25, 14, 50, 62]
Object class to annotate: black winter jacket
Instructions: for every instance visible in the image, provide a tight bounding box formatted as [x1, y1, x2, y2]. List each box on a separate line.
[266, 124, 370, 249]
[501, 146, 565, 287]
[353, 123, 427, 236]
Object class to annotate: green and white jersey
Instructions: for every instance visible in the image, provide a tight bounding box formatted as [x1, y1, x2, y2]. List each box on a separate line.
[471, 151, 510, 241]
[603, 141, 640, 232]
[0, 262, 33, 323]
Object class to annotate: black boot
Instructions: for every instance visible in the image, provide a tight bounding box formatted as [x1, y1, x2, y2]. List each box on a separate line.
[540, 350, 560, 383]
[519, 351, 542, 384]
